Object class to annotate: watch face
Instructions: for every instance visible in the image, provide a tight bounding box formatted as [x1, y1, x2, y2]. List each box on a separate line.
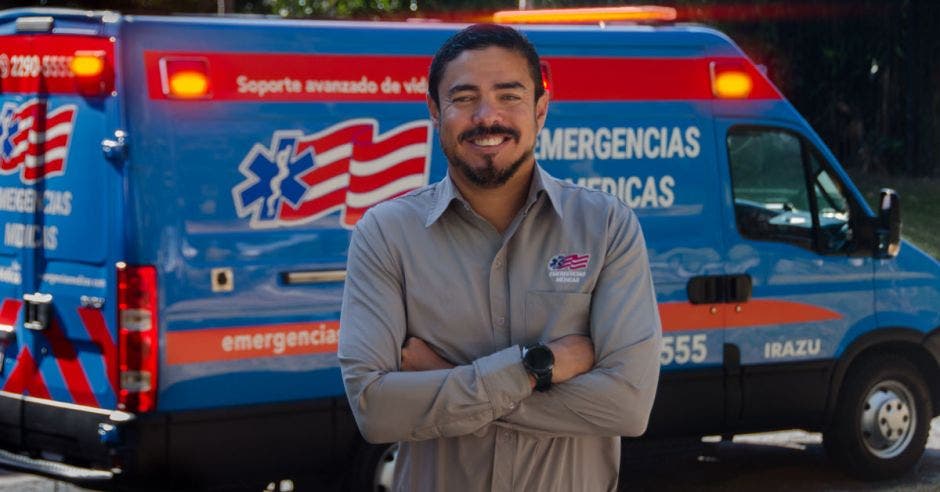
[525, 345, 554, 371]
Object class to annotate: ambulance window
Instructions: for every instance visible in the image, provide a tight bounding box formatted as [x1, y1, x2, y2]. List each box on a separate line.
[727, 128, 814, 250]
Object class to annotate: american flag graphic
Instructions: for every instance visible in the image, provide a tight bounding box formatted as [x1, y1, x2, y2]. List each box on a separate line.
[548, 254, 591, 271]
[233, 119, 431, 229]
[0, 99, 77, 183]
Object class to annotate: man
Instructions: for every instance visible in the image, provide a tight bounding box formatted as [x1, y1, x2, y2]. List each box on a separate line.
[338, 24, 661, 492]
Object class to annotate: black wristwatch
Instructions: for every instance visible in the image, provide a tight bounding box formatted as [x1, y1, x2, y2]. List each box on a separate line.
[522, 343, 554, 392]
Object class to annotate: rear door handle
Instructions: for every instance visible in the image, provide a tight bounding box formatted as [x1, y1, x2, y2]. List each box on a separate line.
[23, 292, 53, 331]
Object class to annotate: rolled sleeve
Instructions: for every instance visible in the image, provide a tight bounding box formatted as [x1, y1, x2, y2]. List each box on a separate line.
[474, 346, 533, 416]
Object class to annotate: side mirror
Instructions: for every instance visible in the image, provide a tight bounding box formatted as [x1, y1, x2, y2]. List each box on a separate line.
[877, 188, 901, 257]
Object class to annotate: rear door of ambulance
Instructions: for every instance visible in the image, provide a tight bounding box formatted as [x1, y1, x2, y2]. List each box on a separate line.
[117, 16, 447, 480]
[0, 10, 122, 458]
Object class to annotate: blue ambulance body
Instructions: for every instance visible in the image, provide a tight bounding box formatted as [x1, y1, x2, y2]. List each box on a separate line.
[0, 7, 938, 489]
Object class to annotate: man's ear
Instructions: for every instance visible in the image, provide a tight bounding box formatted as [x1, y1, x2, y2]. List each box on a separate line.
[427, 93, 440, 126]
[535, 92, 549, 130]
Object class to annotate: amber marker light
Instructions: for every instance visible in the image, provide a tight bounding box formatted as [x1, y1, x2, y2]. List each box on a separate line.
[712, 71, 752, 98]
[160, 57, 211, 99]
[493, 6, 677, 24]
[71, 50, 112, 96]
[70, 51, 106, 77]
[710, 60, 754, 99]
[169, 71, 209, 98]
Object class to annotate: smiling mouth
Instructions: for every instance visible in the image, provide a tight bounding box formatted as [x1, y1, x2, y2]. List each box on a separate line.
[471, 135, 509, 147]
[459, 125, 520, 149]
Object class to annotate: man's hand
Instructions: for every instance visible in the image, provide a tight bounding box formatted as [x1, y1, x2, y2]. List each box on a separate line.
[547, 335, 595, 384]
[401, 337, 455, 371]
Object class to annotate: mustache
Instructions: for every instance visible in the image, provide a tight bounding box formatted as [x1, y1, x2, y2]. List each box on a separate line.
[459, 124, 520, 142]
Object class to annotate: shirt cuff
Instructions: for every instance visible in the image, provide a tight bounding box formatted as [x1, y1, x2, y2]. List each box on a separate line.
[474, 345, 532, 418]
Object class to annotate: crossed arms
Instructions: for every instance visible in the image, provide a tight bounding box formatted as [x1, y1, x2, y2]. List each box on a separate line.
[337, 208, 662, 443]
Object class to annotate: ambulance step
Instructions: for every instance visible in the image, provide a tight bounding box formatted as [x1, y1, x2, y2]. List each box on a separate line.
[0, 448, 113, 482]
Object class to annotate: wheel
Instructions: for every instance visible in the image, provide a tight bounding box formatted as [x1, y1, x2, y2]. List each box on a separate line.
[824, 354, 932, 480]
[345, 442, 398, 492]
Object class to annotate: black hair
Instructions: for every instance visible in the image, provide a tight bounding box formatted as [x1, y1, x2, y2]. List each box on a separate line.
[428, 23, 544, 107]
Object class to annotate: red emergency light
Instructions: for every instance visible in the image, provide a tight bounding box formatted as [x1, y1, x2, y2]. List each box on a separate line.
[159, 57, 211, 99]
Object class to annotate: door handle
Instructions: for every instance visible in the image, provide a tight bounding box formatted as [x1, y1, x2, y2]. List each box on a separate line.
[723, 274, 752, 303]
[687, 274, 752, 304]
[23, 292, 53, 331]
[687, 275, 722, 304]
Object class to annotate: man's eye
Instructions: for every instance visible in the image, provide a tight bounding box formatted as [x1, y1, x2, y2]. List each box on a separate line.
[500, 94, 523, 102]
[451, 95, 474, 103]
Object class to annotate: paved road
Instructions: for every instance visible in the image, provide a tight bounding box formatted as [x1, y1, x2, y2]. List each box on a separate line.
[619, 420, 940, 491]
[4, 418, 940, 491]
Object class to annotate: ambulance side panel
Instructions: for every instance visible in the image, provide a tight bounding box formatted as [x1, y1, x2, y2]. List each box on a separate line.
[114, 17, 454, 484]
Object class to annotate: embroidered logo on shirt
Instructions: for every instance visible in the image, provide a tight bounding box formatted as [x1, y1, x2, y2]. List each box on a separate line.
[548, 253, 590, 283]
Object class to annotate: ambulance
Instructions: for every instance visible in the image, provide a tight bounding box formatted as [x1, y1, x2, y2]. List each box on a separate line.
[0, 5, 937, 490]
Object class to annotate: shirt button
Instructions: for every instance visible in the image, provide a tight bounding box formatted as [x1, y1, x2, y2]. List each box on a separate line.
[501, 431, 513, 443]
[508, 402, 516, 410]
[496, 316, 505, 326]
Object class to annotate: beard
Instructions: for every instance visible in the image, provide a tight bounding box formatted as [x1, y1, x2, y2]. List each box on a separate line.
[446, 147, 532, 189]
[442, 124, 532, 189]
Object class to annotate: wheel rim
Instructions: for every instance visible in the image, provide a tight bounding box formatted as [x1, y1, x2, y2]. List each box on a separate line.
[373, 443, 399, 492]
[859, 379, 916, 459]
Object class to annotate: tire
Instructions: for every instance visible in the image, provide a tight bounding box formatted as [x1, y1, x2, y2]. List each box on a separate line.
[824, 354, 932, 480]
[344, 442, 398, 492]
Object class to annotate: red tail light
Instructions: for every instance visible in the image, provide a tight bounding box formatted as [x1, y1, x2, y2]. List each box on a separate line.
[117, 263, 159, 413]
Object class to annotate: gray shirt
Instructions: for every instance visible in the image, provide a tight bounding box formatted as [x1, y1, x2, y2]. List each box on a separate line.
[338, 166, 662, 492]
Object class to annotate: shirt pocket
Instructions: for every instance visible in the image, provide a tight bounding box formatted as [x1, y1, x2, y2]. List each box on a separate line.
[524, 291, 592, 342]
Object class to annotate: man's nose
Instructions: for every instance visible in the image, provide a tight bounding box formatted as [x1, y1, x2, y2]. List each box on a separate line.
[471, 97, 503, 126]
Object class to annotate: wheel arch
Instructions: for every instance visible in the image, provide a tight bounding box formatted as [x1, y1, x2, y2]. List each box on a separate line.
[825, 326, 940, 427]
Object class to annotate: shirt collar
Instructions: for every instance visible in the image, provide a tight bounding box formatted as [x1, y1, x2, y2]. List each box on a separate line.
[425, 172, 463, 227]
[531, 165, 564, 219]
[425, 165, 563, 228]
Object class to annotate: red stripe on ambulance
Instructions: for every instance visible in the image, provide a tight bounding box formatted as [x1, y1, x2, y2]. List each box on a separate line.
[44, 319, 99, 407]
[2, 347, 51, 400]
[144, 52, 780, 102]
[78, 306, 118, 396]
[0, 298, 22, 328]
[2, 346, 31, 394]
[24, 349, 51, 400]
[659, 299, 842, 332]
[166, 321, 340, 365]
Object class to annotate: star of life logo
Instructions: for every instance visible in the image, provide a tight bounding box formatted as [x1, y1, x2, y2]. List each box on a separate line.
[548, 253, 590, 284]
[233, 118, 431, 229]
[0, 99, 76, 183]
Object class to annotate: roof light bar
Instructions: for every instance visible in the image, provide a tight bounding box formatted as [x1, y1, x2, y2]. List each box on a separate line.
[493, 6, 677, 24]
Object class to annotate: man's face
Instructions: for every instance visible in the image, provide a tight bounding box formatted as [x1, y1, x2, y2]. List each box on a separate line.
[429, 46, 548, 189]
